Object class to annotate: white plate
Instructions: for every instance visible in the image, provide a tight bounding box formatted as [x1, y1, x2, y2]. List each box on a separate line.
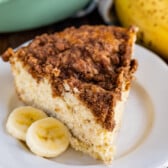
[0, 44, 168, 168]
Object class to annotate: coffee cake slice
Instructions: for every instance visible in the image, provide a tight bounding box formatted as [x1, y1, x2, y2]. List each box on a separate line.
[2, 25, 137, 163]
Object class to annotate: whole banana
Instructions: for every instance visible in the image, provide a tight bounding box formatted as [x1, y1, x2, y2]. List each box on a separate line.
[114, 0, 168, 60]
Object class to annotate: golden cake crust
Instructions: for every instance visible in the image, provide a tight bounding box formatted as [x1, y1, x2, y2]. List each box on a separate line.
[2, 25, 137, 131]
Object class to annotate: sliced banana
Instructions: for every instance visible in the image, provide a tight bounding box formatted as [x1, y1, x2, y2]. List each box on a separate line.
[26, 117, 70, 158]
[6, 106, 47, 141]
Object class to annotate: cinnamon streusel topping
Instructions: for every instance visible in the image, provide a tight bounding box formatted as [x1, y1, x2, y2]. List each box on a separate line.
[2, 25, 138, 131]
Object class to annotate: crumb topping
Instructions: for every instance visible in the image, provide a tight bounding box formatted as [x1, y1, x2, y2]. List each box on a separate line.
[2, 25, 138, 131]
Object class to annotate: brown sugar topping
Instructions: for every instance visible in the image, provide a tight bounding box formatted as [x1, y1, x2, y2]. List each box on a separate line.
[2, 25, 138, 131]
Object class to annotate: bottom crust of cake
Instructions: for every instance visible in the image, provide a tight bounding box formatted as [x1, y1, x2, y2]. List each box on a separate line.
[11, 58, 130, 163]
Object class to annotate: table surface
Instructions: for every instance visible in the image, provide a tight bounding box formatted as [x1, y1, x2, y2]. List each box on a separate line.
[0, 8, 167, 64]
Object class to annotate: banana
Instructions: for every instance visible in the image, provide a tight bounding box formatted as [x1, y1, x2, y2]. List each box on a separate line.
[26, 117, 70, 158]
[6, 106, 47, 141]
[114, 0, 168, 60]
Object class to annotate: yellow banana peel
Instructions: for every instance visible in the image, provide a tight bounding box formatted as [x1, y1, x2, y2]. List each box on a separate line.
[114, 0, 168, 60]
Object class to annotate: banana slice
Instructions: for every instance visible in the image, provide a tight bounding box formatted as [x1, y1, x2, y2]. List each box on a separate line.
[26, 117, 70, 158]
[6, 106, 47, 141]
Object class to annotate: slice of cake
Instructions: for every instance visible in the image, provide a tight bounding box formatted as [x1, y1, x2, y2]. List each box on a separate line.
[2, 25, 137, 163]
